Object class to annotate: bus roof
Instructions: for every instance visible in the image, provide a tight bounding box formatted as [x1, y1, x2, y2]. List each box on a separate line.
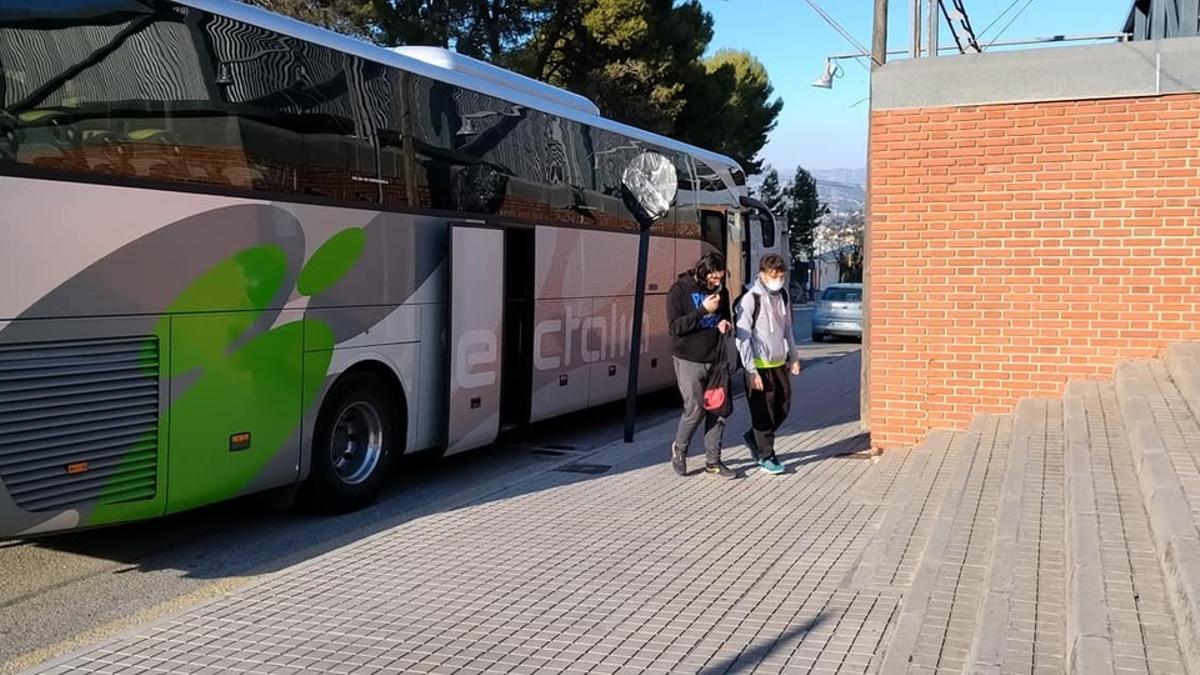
[175, 0, 746, 177]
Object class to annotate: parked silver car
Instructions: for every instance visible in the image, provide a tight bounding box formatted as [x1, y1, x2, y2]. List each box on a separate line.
[812, 283, 862, 342]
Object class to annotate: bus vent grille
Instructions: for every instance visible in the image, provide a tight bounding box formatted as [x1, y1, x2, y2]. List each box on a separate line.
[0, 336, 160, 513]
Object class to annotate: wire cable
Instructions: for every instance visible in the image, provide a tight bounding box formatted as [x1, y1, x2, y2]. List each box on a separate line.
[977, 0, 1024, 38]
[984, 0, 1037, 49]
[802, 0, 879, 66]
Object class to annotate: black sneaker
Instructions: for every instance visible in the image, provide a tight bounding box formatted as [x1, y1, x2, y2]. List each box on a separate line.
[671, 443, 687, 476]
[743, 430, 760, 462]
[705, 462, 737, 479]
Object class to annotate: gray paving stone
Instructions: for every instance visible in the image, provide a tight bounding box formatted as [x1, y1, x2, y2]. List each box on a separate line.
[24, 349, 1196, 675]
[881, 415, 1015, 672]
[1114, 363, 1200, 671]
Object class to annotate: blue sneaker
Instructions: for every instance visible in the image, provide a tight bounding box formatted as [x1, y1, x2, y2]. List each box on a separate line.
[743, 430, 761, 462]
[759, 457, 785, 475]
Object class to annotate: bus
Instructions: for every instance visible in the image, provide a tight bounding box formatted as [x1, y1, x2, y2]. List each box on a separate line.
[0, 0, 783, 537]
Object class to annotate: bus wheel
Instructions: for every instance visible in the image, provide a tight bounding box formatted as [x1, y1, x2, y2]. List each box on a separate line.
[301, 371, 398, 514]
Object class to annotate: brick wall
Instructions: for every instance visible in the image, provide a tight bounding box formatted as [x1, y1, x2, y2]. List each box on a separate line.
[869, 93, 1200, 448]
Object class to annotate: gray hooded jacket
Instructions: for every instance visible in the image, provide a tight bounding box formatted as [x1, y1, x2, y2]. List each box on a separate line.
[734, 278, 799, 375]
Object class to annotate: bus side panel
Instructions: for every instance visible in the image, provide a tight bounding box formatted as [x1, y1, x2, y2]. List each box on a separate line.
[638, 293, 675, 392]
[534, 227, 585, 301]
[530, 298, 592, 422]
[585, 295, 634, 407]
[416, 302, 447, 453]
[581, 231, 637, 298]
[165, 310, 305, 515]
[646, 236, 677, 296]
[674, 238, 702, 284]
[0, 315, 169, 537]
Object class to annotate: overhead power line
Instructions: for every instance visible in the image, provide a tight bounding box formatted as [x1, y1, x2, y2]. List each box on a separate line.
[984, 0, 1038, 49]
[803, 0, 880, 67]
[978, 0, 1025, 38]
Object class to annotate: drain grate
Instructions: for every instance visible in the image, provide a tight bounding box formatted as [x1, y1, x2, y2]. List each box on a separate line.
[532, 449, 566, 457]
[555, 463, 611, 475]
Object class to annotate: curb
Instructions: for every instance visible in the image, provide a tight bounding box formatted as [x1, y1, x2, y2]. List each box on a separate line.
[1114, 362, 1200, 675]
[1062, 383, 1116, 675]
[877, 422, 985, 672]
[1166, 343, 1200, 423]
[967, 399, 1035, 672]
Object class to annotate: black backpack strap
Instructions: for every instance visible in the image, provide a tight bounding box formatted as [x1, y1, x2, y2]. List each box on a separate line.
[750, 292, 761, 331]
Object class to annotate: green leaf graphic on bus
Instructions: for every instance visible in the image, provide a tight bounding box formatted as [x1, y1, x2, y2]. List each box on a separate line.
[88, 229, 366, 523]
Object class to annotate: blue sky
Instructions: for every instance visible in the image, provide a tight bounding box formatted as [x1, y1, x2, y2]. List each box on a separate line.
[702, 0, 1135, 174]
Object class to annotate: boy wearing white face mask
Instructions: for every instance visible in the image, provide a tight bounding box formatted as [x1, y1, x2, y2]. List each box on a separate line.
[734, 253, 802, 474]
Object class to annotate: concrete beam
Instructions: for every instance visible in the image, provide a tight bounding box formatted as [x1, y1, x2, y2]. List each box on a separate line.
[872, 35, 1200, 110]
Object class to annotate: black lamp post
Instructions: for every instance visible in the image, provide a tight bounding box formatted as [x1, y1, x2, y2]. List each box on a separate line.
[620, 152, 678, 443]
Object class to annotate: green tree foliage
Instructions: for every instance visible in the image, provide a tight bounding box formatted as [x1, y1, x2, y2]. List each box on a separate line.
[515, 0, 713, 137]
[784, 166, 823, 270]
[675, 49, 782, 174]
[245, 0, 374, 38]
[757, 166, 785, 216]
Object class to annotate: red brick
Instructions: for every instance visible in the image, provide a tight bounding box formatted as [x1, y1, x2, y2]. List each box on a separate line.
[868, 92, 1200, 448]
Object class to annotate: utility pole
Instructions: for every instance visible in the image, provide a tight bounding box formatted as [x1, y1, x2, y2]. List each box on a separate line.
[910, 0, 921, 58]
[927, 0, 940, 57]
[873, 0, 889, 67]
[863, 0, 887, 445]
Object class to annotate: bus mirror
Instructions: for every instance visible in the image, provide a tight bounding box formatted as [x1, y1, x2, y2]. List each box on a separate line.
[621, 151, 678, 227]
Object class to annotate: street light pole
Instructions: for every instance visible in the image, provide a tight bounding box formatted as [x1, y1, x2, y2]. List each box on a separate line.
[910, 0, 921, 59]
[873, 0, 889, 67]
[863, 0, 887, 443]
[927, 0, 940, 57]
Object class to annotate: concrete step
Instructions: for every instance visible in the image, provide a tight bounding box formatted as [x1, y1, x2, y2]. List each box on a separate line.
[966, 398, 1066, 674]
[1114, 360, 1200, 673]
[878, 415, 1014, 673]
[1166, 343, 1200, 423]
[1066, 379, 1188, 674]
[848, 430, 963, 593]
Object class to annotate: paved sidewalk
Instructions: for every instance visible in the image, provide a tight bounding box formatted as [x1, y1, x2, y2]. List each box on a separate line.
[30, 352, 890, 675]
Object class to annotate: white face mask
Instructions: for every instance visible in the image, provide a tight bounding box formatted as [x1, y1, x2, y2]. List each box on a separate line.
[764, 278, 785, 293]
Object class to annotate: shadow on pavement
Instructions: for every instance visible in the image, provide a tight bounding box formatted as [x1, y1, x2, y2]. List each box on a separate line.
[697, 610, 831, 675]
[9, 350, 863, 585]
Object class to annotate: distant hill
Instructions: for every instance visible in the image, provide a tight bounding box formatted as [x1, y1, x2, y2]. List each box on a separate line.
[810, 168, 866, 187]
[747, 166, 866, 215]
[816, 179, 865, 215]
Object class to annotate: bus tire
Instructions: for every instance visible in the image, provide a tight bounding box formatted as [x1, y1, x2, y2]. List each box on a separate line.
[300, 371, 398, 514]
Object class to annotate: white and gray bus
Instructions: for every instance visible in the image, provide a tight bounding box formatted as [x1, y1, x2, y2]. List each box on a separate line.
[0, 0, 783, 537]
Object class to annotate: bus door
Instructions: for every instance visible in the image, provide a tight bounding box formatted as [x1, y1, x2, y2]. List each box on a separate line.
[737, 196, 782, 291]
[445, 223, 505, 455]
[724, 210, 747, 294]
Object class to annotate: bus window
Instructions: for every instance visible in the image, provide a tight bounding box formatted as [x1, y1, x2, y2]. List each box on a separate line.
[761, 212, 776, 248]
[700, 210, 726, 258]
[0, 4, 396, 203]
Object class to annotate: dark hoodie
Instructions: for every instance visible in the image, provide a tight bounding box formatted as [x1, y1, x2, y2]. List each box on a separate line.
[667, 271, 732, 363]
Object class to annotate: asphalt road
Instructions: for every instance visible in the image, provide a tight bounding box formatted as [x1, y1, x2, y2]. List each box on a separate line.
[0, 309, 857, 674]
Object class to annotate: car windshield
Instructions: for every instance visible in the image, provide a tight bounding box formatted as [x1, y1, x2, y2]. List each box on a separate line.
[822, 287, 862, 302]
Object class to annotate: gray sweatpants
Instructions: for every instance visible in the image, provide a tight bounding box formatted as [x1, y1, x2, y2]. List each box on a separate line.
[672, 356, 727, 465]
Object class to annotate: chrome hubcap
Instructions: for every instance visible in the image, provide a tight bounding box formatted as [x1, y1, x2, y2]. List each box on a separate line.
[330, 402, 383, 485]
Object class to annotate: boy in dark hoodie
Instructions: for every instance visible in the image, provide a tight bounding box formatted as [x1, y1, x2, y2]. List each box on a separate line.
[666, 252, 735, 478]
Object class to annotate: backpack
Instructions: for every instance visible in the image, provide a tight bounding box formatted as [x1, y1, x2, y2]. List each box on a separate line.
[732, 287, 789, 371]
[702, 339, 733, 417]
